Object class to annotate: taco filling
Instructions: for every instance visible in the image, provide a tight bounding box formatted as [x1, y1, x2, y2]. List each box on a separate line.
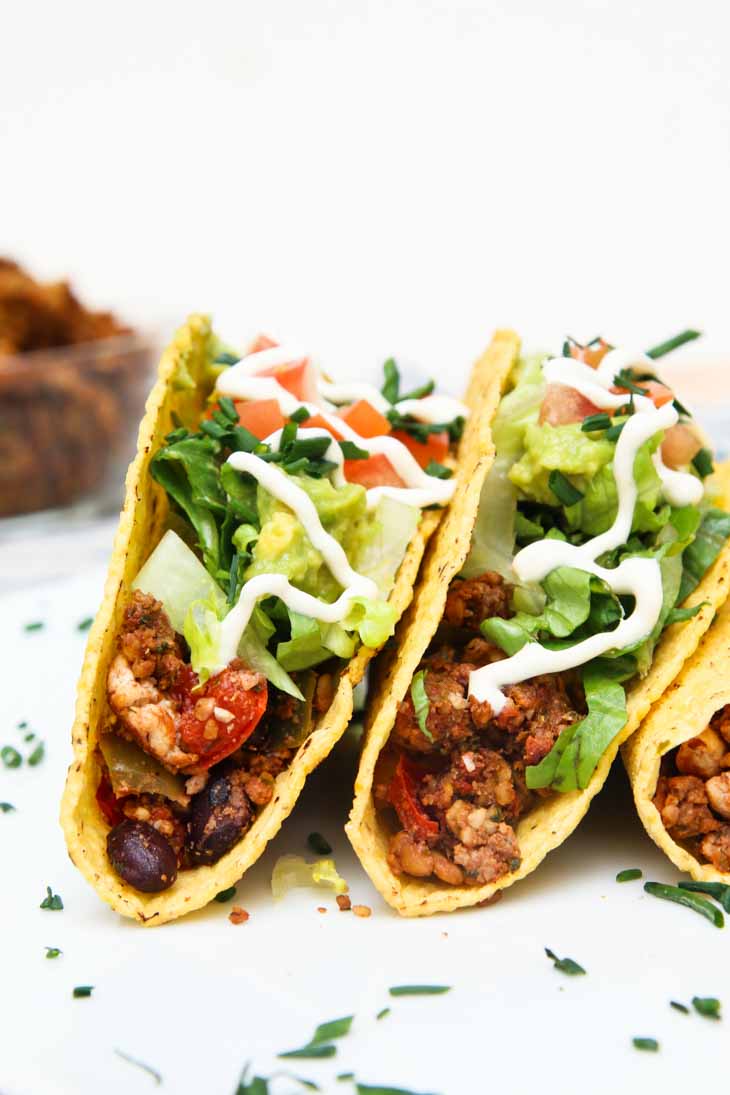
[377, 332, 730, 887]
[97, 334, 467, 894]
[653, 706, 730, 872]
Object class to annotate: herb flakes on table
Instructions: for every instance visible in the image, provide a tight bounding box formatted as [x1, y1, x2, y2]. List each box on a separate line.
[544, 948, 586, 976]
[45, 947, 62, 959]
[114, 1049, 162, 1086]
[692, 996, 721, 1020]
[632, 1037, 659, 1052]
[278, 1015, 354, 1060]
[307, 832, 332, 855]
[616, 868, 642, 883]
[40, 886, 63, 910]
[73, 985, 94, 998]
[643, 882, 725, 927]
[389, 985, 451, 996]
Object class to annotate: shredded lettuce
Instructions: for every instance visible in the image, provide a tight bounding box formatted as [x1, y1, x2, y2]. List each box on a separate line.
[271, 855, 348, 900]
[133, 530, 226, 633]
[343, 595, 397, 648]
[526, 665, 627, 791]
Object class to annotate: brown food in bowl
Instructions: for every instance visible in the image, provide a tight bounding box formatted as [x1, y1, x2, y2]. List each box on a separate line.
[0, 258, 155, 516]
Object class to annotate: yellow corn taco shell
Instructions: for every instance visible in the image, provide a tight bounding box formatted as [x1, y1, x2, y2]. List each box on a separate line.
[346, 358, 730, 915]
[624, 537, 730, 883]
[61, 315, 491, 924]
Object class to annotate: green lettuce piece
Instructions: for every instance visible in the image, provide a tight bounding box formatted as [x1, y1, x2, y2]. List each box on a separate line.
[133, 529, 227, 632]
[344, 596, 397, 648]
[150, 437, 225, 573]
[541, 567, 593, 636]
[184, 598, 222, 684]
[678, 508, 730, 603]
[237, 607, 304, 700]
[526, 666, 627, 791]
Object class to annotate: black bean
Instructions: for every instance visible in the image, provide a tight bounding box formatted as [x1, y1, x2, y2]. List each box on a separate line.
[187, 770, 253, 866]
[107, 820, 178, 893]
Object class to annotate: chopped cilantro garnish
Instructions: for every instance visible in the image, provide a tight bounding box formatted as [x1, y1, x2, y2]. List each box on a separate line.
[545, 948, 586, 976]
[388, 984, 451, 996]
[1, 746, 22, 769]
[40, 886, 63, 911]
[692, 996, 721, 1020]
[616, 868, 642, 883]
[214, 886, 237, 903]
[307, 832, 333, 855]
[632, 1037, 659, 1052]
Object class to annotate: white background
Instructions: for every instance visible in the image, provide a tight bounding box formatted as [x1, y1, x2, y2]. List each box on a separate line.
[2, 2, 730, 1093]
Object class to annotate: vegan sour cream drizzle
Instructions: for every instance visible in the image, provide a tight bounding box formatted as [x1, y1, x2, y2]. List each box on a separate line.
[468, 349, 704, 714]
[213, 343, 466, 670]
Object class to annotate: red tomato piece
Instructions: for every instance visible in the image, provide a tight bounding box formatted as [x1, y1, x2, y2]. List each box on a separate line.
[177, 662, 268, 770]
[388, 755, 439, 841]
[338, 400, 392, 439]
[391, 429, 449, 469]
[96, 770, 124, 826]
[662, 423, 702, 468]
[569, 339, 612, 368]
[539, 383, 601, 425]
[233, 399, 287, 440]
[249, 334, 279, 353]
[258, 358, 319, 403]
[344, 452, 406, 489]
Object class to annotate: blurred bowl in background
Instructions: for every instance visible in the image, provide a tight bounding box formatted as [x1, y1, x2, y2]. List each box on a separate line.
[0, 331, 158, 517]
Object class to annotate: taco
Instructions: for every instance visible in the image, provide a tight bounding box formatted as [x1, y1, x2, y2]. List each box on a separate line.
[60, 315, 497, 924]
[624, 560, 730, 881]
[347, 332, 730, 915]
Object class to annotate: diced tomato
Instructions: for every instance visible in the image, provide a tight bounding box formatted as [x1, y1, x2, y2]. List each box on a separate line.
[338, 400, 392, 439]
[344, 452, 406, 489]
[301, 413, 344, 440]
[249, 334, 279, 353]
[662, 423, 702, 468]
[539, 383, 601, 426]
[233, 399, 287, 440]
[96, 770, 124, 827]
[177, 664, 268, 770]
[387, 755, 439, 841]
[611, 379, 674, 408]
[569, 339, 612, 368]
[258, 358, 319, 403]
[391, 429, 449, 469]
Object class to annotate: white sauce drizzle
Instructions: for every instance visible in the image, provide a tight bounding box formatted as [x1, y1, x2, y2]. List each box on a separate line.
[468, 348, 703, 712]
[215, 450, 379, 669]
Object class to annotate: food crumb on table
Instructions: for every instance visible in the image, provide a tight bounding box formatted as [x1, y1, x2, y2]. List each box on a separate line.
[317, 906, 327, 913]
[229, 906, 250, 925]
[352, 904, 372, 918]
[336, 894, 352, 911]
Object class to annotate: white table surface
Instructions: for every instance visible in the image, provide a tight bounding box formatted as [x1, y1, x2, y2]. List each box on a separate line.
[4, 2, 730, 1092]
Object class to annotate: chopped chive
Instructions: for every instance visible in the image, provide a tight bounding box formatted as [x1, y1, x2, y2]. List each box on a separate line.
[672, 396, 691, 418]
[646, 329, 701, 360]
[670, 1000, 689, 1014]
[24, 621, 44, 632]
[381, 358, 400, 404]
[545, 948, 586, 976]
[114, 1049, 162, 1086]
[0, 802, 16, 813]
[77, 617, 94, 632]
[45, 947, 62, 959]
[692, 448, 714, 479]
[410, 671, 432, 742]
[376, 1007, 391, 1020]
[17, 720, 27, 729]
[424, 460, 453, 479]
[2, 746, 22, 768]
[613, 369, 648, 396]
[616, 868, 642, 883]
[214, 886, 237, 903]
[214, 351, 240, 366]
[399, 379, 435, 401]
[337, 1076, 355, 1083]
[27, 742, 45, 767]
[24, 732, 35, 742]
[678, 880, 730, 913]
[548, 470, 584, 507]
[562, 339, 572, 357]
[644, 882, 724, 927]
[388, 984, 451, 996]
[632, 1037, 659, 1052]
[692, 996, 721, 1020]
[605, 420, 627, 442]
[309, 1016, 353, 1044]
[217, 395, 239, 421]
[40, 886, 63, 911]
[581, 412, 612, 433]
[339, 440, 369, 460]
[355, 1086, 437, 1095]
[278, 1045, 337, 1060]
[307, 832, 333, 856]
[290, 406, 312, 424]
[73, 985, 94, 998]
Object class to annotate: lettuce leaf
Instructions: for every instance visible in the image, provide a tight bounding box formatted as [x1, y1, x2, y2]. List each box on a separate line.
[133, 530, 227, 633]
[678, 508, 730, 603]
[526, 666, 627, 791]
[344, 596, 397, 649]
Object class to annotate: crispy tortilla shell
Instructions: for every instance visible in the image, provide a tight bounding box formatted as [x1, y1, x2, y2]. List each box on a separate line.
[61, 315, 460, 925]
[346, 356, 730, 914]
